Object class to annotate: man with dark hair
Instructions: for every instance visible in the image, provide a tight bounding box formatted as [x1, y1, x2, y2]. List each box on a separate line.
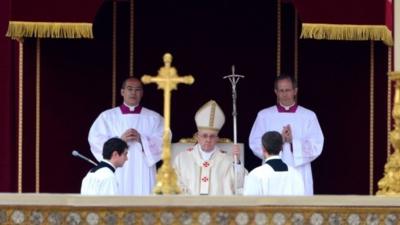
[249, 75, 324, 195]
[88, 77, 164, 195]
[244, 131, 304, 195]
[81, 138, 128, 195]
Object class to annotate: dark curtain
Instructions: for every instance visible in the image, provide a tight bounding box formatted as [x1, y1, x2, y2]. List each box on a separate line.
[1, 0, 389, 194]
[0, 0, 16, 192]
[11, 0, 102, 22]
[292, 0, 385, 24]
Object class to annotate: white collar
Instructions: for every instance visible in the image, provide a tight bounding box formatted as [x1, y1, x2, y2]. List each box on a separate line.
[123, 102, 138, 111]
[103, 160, 116, 169]
[265, 155, 281, 162]
[199, 147, 216, 161]
[279, 102, 296, 110]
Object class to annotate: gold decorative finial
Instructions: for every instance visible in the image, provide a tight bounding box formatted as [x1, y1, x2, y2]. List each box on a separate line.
[142, 53, 194, 194]
[377, 72, 400, 195]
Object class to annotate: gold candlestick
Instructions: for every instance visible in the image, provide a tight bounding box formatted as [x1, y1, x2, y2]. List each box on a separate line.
[377, 72, 400, 195]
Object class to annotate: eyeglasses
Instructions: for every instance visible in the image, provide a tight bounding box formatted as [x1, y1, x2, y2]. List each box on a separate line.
[197, 133, 218, 140]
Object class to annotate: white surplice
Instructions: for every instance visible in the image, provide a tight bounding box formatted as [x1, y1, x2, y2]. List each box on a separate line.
[81, 161, 118, 195]
[243, 156, 305, 196]
[88, 106, 163, 195]
[173, 144, 246, 195]
[249, 105, 324, 195]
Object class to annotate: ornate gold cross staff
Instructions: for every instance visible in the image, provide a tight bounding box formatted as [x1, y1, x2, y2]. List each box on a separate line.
[377, 72, 400, 195]
[142, 53, 194, 194]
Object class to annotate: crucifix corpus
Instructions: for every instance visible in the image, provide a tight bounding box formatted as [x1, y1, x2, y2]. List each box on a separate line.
[141, 53, 195, 194]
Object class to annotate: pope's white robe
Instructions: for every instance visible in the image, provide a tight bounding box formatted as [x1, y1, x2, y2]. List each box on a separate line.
[88, 106, 163, 195]
[173, 144, 246, 195]
[81, 161, 118, 195]
[243, 156, 305, 196]
[249, 105, 324, 195]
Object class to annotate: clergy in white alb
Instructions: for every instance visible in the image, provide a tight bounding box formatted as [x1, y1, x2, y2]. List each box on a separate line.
[81, 137, 128, 195]
[244, 131, 304, 195]
[81, 161, 118, 195]
[249, 75, 324, 195]
[244, 156, 305, 196]
[88, 78, 164, 195]
[173, 100, 246, 195]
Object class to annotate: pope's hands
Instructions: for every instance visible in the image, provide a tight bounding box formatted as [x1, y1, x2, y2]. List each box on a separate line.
[232, 144, 240, 163]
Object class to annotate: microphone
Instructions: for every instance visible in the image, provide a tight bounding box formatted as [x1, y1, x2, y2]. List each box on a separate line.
[72, 150, 98, 166]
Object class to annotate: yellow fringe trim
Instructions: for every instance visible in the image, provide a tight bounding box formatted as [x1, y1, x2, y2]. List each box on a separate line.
[301, 23, 393, 46]
[6, 21, 93, 39]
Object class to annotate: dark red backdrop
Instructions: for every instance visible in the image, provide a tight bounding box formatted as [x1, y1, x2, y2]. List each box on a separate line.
[0, 0, 390, 194]
[10, 0, 102, 22]
[0, 0, 15, 192]
[292, 0, 385, 24]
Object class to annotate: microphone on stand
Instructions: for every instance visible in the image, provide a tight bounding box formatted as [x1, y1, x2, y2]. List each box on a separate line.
[72, 150, 98, 166]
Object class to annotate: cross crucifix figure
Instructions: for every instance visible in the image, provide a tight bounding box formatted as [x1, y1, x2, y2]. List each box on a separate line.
[141, 53, 194, 194]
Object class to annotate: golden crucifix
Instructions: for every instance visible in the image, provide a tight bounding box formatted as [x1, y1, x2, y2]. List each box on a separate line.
[142, 53, 194, 194]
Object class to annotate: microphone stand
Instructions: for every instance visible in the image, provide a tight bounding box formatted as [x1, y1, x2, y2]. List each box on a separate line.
[72, 150, 98, 166]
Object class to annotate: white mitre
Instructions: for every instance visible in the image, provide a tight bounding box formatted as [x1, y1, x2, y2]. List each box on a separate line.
[195, 100, 225, 131]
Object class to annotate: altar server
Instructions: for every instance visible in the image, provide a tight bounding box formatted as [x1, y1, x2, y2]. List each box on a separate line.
[81, 138, 128, 195]
[244, 131, 304, 196]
